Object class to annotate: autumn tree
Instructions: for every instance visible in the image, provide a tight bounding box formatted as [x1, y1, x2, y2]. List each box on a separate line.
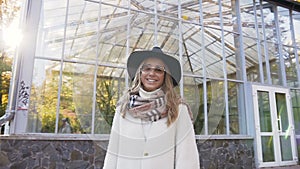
[0, 0, 21, 118]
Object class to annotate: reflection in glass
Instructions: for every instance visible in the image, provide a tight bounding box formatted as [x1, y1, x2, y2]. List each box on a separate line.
[28, 59, 60, 133]
[291, 90, 300, 135]
[285, 46, 299, 88]
[207, 80, 226, 135]
[58, 62, 93, 134]
[280, 136, 293, 161]
[262, 136, 275, 162]
[276, 93, 289, 132]
[195, 79, 226, 135]
[95, 70, 125, 134]
[194, 78, 210, 135]
[275, 93, 293, 161]
[183, 76, 200, 124]
[194, 79, 246, 135]
[29, 0, 300, 137]
[228, 81, 246, 134]
[257, 91, 272, 132]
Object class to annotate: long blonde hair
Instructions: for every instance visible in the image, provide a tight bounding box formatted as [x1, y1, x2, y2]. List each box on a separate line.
[119, 63, 180, 126]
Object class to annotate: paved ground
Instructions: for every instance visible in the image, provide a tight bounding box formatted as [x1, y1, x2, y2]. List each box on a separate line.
[263, 166, 300, 169]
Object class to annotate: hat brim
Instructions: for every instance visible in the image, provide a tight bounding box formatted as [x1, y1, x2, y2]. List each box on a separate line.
[127, 50, 181, 86]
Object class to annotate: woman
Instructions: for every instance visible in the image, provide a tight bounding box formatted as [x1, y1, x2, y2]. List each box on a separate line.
[103, 47, 200, 169]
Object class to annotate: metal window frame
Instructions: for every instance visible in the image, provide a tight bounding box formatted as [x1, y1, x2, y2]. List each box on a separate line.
[5, 0, 300, 138]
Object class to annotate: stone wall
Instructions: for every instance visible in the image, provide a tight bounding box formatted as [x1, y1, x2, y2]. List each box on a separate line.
[0, 136, 254, 169]
[198, 139, 254, 169]
[0, 138, 107, 169]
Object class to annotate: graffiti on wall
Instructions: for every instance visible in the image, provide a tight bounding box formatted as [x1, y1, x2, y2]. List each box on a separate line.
[18, 81, 30, 110]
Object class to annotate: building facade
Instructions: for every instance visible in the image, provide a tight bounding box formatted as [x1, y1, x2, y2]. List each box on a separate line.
[1, 0, 300, 168]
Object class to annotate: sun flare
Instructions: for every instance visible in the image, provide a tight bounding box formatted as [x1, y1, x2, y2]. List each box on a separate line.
[3, 20, 23, 48]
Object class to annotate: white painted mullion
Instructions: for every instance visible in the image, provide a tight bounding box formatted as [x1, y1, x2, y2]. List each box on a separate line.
[55, 0, 70, 134]
[259, 0, 272, 84]
[178, 0, 184, 97]
[198, 0, 208, 135]
[253, 0, 264, 83]
[125, 0, 131, 89]
[273, 6, 287, 87]
[91, 0, 102, 134]
[218, 0, 230, 135]
[285, 91, 298, 162]
[269, 90, 281, 164]
[251, 85, 264, 168]
[9, 0, 42, 134]
[154, 0, 158, 47]
[288, 9, 300, 86]
[233, 0, 247, 135]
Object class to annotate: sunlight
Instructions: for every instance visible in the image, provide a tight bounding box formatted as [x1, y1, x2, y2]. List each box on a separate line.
[3, 20, 23, 49]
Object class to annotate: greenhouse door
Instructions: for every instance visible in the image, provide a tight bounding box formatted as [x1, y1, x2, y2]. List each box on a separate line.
[252, 85, 297, 168]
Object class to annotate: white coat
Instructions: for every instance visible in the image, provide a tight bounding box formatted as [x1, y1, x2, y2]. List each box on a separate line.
[103, 90, 200, 169]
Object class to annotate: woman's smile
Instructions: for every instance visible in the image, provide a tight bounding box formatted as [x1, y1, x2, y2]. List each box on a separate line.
[140, 58, 165, 92]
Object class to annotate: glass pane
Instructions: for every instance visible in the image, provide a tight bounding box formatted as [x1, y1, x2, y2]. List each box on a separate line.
[267, 41, 282, 86]
[208, 80, 226, 134]
[228, 81, 246, 134]
[64, 1, 100, 62]
[275, 93, 289, 132]
[183, 76, 200, 123]
[257, 91, 272, 132]
[291, 89, 300, 135]
[97, 3, 129, 65]
[285, 46, 299, 88]
[35, 0, 67, 59]
[201, 0, 224, 79]
[28, 59, 60, 133]
[59, 62, 95, 134]
[95, 67, 126, 134]
[181, 22, 203, 76]
[280, 136, 293, 161]
[242, 0, 261, 83]
[291, 10, 300, 89]
[244, 35, 260, 83]
[205, 27, 224, 79]
[224, 1, 237, 80]
[181, 3, 202, 76]
[261, 136, 275, 162]
[194, 78, 211, 135]
[195, 78, 227, 135]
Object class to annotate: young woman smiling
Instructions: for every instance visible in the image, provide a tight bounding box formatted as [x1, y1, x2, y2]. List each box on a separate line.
[103, 47, 200, 169]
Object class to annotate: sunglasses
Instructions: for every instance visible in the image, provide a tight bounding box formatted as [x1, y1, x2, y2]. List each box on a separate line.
[140, 64, 165, 75]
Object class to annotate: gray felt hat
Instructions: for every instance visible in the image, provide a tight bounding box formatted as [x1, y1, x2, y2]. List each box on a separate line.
[127, 47, 181, 86]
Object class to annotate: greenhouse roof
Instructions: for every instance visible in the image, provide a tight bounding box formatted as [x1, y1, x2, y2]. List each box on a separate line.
[36, 0, 300, 79]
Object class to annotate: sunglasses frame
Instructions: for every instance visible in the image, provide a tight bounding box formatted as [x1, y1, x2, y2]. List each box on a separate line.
[140, 64, 166, 75]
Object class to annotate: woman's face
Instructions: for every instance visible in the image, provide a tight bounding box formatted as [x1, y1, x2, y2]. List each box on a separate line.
[140, 57, 166, 92]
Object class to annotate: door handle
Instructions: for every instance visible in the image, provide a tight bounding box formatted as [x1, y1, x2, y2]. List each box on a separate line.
[277, 115, 282, 133]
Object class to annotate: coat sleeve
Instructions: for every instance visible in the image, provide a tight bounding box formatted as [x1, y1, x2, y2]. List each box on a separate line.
[175, 104, 200, 169]
[103, 107, 121, 169]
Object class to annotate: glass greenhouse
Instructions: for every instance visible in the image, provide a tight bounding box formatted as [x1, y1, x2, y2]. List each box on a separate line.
[1, 0, 300, 168]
